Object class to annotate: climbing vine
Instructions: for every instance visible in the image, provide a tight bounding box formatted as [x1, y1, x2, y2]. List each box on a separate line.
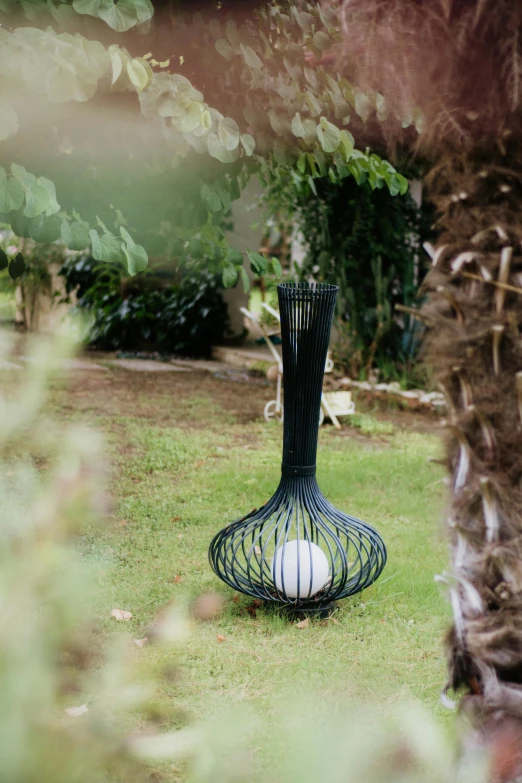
[0, 0, 408, 284]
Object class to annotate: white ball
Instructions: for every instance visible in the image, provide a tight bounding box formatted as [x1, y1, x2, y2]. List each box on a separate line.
[271, 539, 330, 599]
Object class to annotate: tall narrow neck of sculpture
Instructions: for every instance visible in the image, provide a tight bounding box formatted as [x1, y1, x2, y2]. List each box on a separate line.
[278, 283, 338, 475]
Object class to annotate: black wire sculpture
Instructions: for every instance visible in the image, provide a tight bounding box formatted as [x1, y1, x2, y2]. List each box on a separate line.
[209, 282, 387, 614]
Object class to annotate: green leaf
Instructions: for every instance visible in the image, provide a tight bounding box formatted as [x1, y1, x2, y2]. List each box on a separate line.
[296, 153, 307, 174]
[131, 0, 153, 24]
[177, 100, 204, 133]
[72, 0, 102, 14]
[215, 38, 234, 61]
[291, 113, 305, 138]
[10, 209, 33, 238]
[375, 93, 388, 120]
[201, 184, 222, 213]
[24, 184, 51, 218]
[38, 177, 60, 215]
[307, 175, 318, 196]
[214, 181, 231, 211]
[241, 134, 255, 156]
[28, 214, 62, 243]
[247, 251, 268, 276]
[0, 96, 19, 141]
[313, 31, 331, 51]
[294, 11, 315, 31]
[48, 0, 77, 25]
[0, 169, 24, 212]
[397, 173, 409, 195]
[0, 248, 8, 272]
[316, 117, 340, 153]
[8, 252, 25, 280]
[99, 0, 136, 29]
[339, 129, 355, 160]
[239, 266, 250, 292]
[291, 114, 316, 144]
[273, 140, 293, 166]
[306, 153, 318, 177]
[127, 58, 150, 93]
[96, 215, 110, 233]
[110, 48, 125, 85]
[188, 237, 203, 259]
[89, 229, 124, 263]
[225, 19, 240, 47]
[354, 89, 371, 123]
[11, 164, 36, 189]
[222, 265, 238, 288]
[240, 44, 262, 70]
[228, 248, 243, 265]
[218, 118, 240, 151]
[119, 226, 135, 246]
[61, 219, 90, 251]
[123, 242, 148, 275]
[271, 257, 282, 278]
[20, 0, 47, 21]
[305, 90, 322, 118]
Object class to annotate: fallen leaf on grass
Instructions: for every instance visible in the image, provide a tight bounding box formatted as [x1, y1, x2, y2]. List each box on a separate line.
[216, 634, 227, 643]
[119, 519, 128, 526]
[171, 516, 181, 522]
[65, 704, 88, 717]
[133, 637, 148, 648]
[111, 608, 133, 621]
[245, 599, 262, 618]
[173, 575, 183, 583]
[232, 594, 240, 603]
[295, 618, 309, 629]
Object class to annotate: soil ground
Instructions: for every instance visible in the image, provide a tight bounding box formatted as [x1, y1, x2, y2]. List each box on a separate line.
[47, 352, 442, 437]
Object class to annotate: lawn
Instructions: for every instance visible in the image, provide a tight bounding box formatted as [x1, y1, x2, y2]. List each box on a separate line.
[48, 365, 451, 775]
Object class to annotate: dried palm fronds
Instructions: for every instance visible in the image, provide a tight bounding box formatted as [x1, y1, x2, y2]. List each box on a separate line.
[336, 1, 522, 773]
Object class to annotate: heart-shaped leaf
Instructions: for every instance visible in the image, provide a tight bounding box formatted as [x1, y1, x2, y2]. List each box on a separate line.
[8, 252, 25, 280]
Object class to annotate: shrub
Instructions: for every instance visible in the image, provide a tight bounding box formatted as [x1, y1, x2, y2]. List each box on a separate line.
[264, 168, 434, 384]
[59, 257, 229, 357]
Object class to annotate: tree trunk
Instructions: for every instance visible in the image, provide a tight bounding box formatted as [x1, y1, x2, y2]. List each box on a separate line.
[422, 142, 522, 779]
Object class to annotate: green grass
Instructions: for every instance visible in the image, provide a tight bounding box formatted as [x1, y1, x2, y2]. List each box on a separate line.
[73, 386, 450, 771]
[0, 290, 15, 320]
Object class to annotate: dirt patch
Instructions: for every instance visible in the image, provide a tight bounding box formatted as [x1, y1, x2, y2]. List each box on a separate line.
[48, 362, 272, 427]
[45, 355, 443, 438]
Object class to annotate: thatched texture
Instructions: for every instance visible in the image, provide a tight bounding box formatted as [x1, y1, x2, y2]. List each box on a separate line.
[338, 1, 522, 777]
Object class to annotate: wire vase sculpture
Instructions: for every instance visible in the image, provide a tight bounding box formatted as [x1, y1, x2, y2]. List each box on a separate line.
[209, 282, 387, 614]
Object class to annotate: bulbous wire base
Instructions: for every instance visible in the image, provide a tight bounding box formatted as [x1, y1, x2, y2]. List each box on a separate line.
[209, 474, 387, 611]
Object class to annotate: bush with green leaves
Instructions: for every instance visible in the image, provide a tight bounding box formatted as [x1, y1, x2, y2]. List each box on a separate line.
[265, 170, 433, 382]
[60, 255, 229, 355]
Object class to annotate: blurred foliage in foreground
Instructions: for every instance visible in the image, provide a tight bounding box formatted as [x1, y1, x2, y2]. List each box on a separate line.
[0, 331, 488, 783]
